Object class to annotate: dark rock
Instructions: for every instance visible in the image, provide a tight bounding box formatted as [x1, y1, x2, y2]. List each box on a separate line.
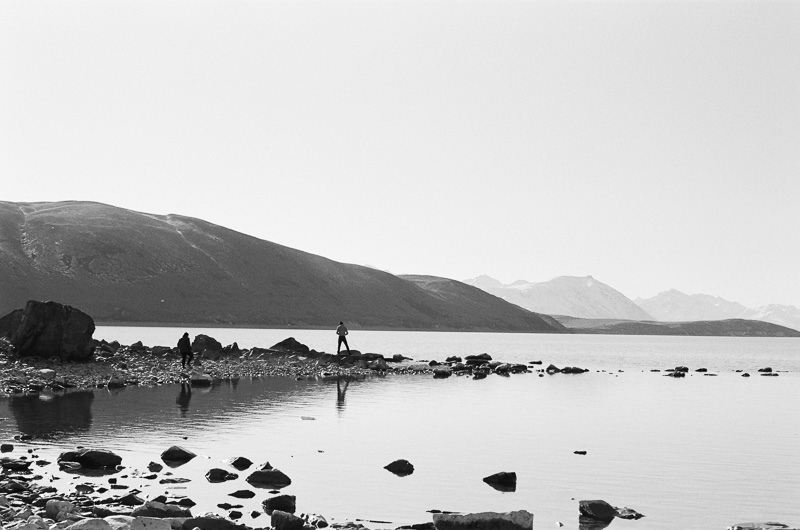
[665, 371, 686, 378]
[262, 494, 296, 514]
[192, 335, 223, 357]
[397, 524, 435, 530]
[761, 372, 779, 377]
[465, 353, 492, 361]
[246, 468, 292, 489]
[579, 500, 617, 523]
[384, 459, 414, 476]
[159, 477, 191, 484]
[223, 343, 240, 354]
[161, 446, 196, 467]
[177, 498, 196, 507]
[675, 366, 689, 372]
[728, 523, 800, 530]
[473, 372, 488, 380]
[228, 457, 253, 471]
[758, 367, 773, 373]
[483, 471, 516, 492]
[0, 309, 24, 338]
[7, 301, 95, 361]
[546, 364, 561, 374]
[229, 490, 256, 499]
[0, 444, 13, 453]
[445, 356, 462, 363]
[58, 449, 122, 469]
[147, 461, 163, 472]
[1, 457, 32, 471]
[742, 373, 751, 377]
[433, 368, 452, 379]
[131, 500, 191, 518]
[432, 510, 533, 530]
[695, 368, 708, 372]
[271, 510, 305, 530]
[117, 493, 144, 506]
[574, 451, 587, 455]
[180, 515, 250, 530]
[218, 503, 242, 510]
[560, 366, 588, 374]
[270, 338, 310, 354]
[206, 468, 238, 483]
[229, 511, 242, 520]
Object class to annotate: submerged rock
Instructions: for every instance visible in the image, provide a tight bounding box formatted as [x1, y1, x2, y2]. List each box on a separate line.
[579, 500, 617, 523]
[58, 448, 122, 469]
[246, 468, 292, 489]
[206, 468, 238, 483]
[271, 510, 305, 530]
[228, 457, 253, 471]
[262, 494, 296, 514]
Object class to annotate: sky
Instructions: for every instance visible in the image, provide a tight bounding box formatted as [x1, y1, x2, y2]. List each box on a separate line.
[2, 0, 799, 308]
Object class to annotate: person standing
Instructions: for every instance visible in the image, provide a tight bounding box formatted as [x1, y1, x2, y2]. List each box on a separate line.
[336, 321, 351, 355]
[178, 332, 193, 368]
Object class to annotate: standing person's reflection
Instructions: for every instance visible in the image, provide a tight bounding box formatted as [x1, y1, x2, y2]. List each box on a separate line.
[176, 382, 192, 416]
[336, 377, 350, 412]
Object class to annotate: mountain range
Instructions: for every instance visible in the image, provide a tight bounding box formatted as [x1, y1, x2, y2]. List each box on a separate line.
[1, 200, 797, 338]
[465, 276, 800, 333]
[0, 201, 563, 333]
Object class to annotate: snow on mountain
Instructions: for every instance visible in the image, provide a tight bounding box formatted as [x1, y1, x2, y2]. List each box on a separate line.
[464, 275, 653, 320]
[635, 290, 800, 332]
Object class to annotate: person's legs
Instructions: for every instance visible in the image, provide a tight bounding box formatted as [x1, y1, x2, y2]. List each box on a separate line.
[337, 335, 344, 354]
[342, 337, 350, 354]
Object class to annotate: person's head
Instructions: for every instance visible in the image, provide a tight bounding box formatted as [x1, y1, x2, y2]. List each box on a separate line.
[340, 321, 345, 326]
[183, 332, 189, 338]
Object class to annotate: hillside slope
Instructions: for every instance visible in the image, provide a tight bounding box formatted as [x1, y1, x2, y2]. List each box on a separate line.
[465, 275, 652, 320]
[553, 316, 800, 337]
[0, 201, 563, 333]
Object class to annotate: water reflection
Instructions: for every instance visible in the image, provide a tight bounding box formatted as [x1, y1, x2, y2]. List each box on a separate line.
[579, 516, 611, 530]
[9, 390, 93, 438]
[176, 383, 192, 416]
[336, 377, 350, 413]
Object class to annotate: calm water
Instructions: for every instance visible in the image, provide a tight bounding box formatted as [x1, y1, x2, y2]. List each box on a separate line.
[2, 329, 799, 530]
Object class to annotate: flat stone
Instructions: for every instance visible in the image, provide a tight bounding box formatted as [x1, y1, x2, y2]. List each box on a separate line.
[432, 510, 533, 530]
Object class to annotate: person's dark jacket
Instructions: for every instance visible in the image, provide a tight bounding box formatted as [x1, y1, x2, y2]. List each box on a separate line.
[177, 336, 192, 355]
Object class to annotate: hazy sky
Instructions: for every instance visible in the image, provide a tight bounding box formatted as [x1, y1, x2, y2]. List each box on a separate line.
[2, 0, 799, 308]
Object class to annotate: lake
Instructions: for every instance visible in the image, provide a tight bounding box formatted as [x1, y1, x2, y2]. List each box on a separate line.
[1, 328, 799, 530]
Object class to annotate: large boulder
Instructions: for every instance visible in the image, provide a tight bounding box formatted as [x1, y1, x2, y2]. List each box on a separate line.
[579, 500, 618, 523]
[58, 448, 122, 469]
[6, 301, 95, 360]
[0, 309, 24, 338]
[192, 335, 223, 359]
[432, 510, 533, 530]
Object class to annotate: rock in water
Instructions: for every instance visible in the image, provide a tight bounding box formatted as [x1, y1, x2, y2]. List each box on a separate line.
[160, 446, 196, 467]
[483, 471, 517, 492]
[246, 468, 292, 489]
[432, 510, 533, 530]
[270, 510, 305, 530]
[262, 495, 296, 514]
[206, 468, 238, 483]
[384, 459, 415, 476]
[228, 457, 253, 471]
[7, 301, 95, 360]
[58, 448, 122, 469]
[579, 500, 617, 523]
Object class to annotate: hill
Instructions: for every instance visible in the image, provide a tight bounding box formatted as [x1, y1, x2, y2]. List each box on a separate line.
[553, 316, 800, 337]
[464, 275, 652, 320]
[0, 201, 564, 333]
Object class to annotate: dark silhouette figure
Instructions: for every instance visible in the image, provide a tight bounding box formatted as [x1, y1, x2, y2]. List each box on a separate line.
[176, 382, 192, 416]
[336, 377, 350, 412]
[178, 332, 193, 368]
[336, 321, 350, 355]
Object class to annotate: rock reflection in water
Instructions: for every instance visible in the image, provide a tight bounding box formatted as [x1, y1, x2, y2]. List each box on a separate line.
[9, 390, 93, 438]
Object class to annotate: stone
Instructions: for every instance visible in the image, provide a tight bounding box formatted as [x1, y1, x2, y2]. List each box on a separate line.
[1, 457, 32, 471]
[758, 367, 773, 373]
[483, 471, 516, 492]
[0, 444, 13, 452]
[305, 514, 328, 528]
[7, 301, 95, 361]
[65, 520, 113, 530]
[191, 335, 223, 357]
[579, 500, 617, 523]
[160, 446, 196, 467]
[129, 518, 171, 530]
[147, 462, 163, 472]
[465, 353, 492, 362]
[228, 457, 252, 471]
[130, 501, 191, 519]
[546, 364, 561, 374]
[432, 510, 533, 530]
[246, 468, 291, 488]
[39, 369, 57, 381]
[384, 459, 414, 476]
[103, 516, 135, 530]
[117, 493, 145, 506]
[560, 366, 588, 374]
[615, 507, 644, 520]
[270, 510, 305, 530]
[675, 366, 689, 372]
[0, 308, 24, 338]
[433, 368, 452, 379]
[180, 515, 250, 530]
[262, 494, 296, 514]
[228, 490, 256, 499]
[46, 500, 77, 521]
[58, 449, 122, 469]
[728, 521, 798, 530]
[190, 372, 213, 387]
[206, 468, 238, 483]
[270, 338, 310, 354]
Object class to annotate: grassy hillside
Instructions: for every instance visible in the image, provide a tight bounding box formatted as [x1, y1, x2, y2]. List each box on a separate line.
[0, 201, 563, 333]
[554, 316, 800, 337]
